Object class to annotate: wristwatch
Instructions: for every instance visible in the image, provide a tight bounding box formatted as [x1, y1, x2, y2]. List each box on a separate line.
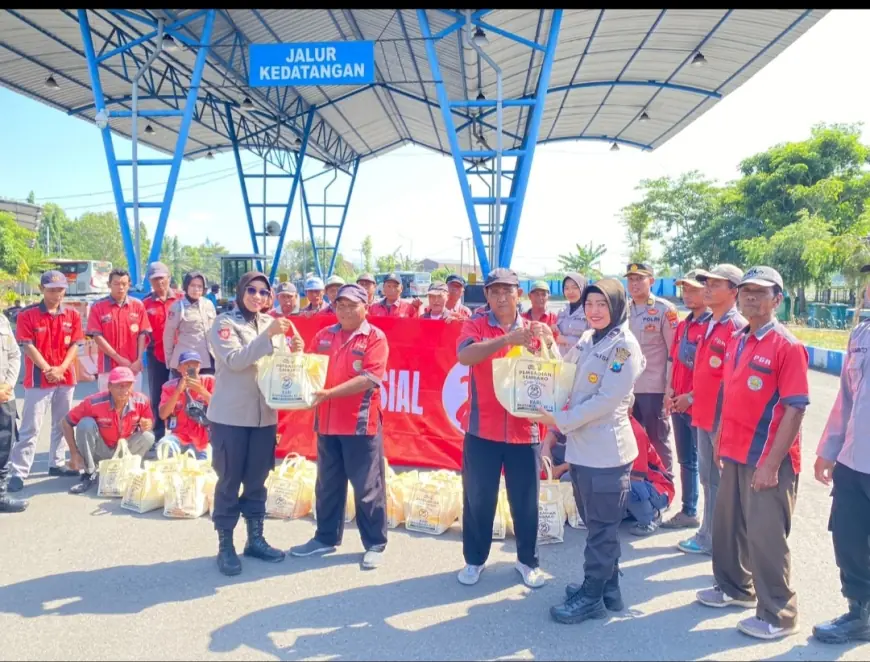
[687, 393, 694, 405]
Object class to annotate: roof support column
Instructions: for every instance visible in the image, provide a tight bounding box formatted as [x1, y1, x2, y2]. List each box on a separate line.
[227, 103, 265, 272]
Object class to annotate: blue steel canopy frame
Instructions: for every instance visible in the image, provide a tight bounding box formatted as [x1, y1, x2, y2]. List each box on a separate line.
[418, 9, 563, 274]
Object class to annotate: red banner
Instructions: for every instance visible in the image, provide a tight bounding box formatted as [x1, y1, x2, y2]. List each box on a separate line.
[276, 316, 467, 470]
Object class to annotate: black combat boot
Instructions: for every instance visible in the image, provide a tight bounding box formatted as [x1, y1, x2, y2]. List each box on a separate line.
[567, 565, 624, 612]
[217, 529, 242, 576]
[813, 599, 870, 644]
[243, 516, 286, 563]
[0, 493, 28, 513]
[550, 577, 608, 624]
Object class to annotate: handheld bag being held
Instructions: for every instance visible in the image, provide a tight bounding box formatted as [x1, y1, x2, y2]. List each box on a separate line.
[97, 438, 142, 498]
[492, 339, 575, 419]
[256, 323, 329, 410]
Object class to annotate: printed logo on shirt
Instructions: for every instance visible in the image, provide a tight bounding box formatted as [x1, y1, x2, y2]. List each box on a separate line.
[101, 314, 112, 323]
[709, 355, 723, 368]
[218, 327, 231, 340]
[64, 335, 71, 345]
[752, 354, 772, 366]
[588, 373, 600, 384]
[130, 324, 139, 333]
[611, 347, 631, 373]
[644, 323, 657, 332]
[747, 375, 764, 391]
[648, 308, 659, 315]
[62, 322, 73, 331]
[353, 360, 363, 372]
[129, 313, 139, 321]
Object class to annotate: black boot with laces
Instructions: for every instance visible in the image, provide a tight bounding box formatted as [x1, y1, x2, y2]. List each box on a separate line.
[551, 577, 608, 624]
[243, 516, 285, 563]
[813, 599, 870, 644]
[217, 529, 242, 576]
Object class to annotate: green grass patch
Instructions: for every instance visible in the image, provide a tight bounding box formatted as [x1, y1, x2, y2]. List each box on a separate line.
[786, 326, 849, 351]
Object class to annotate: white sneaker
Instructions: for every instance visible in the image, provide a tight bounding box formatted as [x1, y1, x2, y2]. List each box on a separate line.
[362, 549, 384, 569]
[737, 615, 800, 640]
[457, 564, 484, 585]
[515, 562, 547, 588]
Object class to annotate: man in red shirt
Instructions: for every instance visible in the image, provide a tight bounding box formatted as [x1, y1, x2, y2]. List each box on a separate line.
[356, 273, 378, 306]
[445, 274, 472, 318]
[661, 270, 708, 530]
[369, 273, 422, 318]
[696, 266, 807, 642]
[270, 282, 299, 318]
[142, 261, 182, 442]
[522, 280, 558, 328]
[289, 283, 390, 570]
[158, 350, 213, 460]
[299, 277, 331, 316]
[420, 282, 460, 320]
[678, 264, 745, 556]
[7, 271, 84, 491]
[456, 268, 554, 589]
[86, 268, 151, 393]
[62, 366, 155, 494]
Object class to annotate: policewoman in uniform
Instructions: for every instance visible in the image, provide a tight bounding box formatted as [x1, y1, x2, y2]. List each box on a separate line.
[163, 270, 217, 377]
[289, 284, 390, 570]
[813, 264, 870, 644]
[555, 272, 588, 350]
[208, 271, 300, 576]
[538, 278, 645, 624]
[456, 268, 554, 589]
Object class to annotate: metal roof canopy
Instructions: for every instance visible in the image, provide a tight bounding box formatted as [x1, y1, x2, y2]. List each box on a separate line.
[0, 9, 828, 285]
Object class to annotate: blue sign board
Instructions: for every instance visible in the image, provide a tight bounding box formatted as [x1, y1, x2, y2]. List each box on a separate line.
[249, 41, 375, 87]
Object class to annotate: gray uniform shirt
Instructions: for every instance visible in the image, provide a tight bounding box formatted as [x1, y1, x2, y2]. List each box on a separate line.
[163, 297, 217, 370]
[817, 319, 870, 473]
[207, 310, 276, 428]
[554, 322, 646, 468]
[628, 295, 677, 394]
[555, 302, 589, 349]
[0, 313, 21, 390]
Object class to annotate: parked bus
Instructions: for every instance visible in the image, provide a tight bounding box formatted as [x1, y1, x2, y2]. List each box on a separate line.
[45, 259, 112, 296]
[375, 271, 432, 298]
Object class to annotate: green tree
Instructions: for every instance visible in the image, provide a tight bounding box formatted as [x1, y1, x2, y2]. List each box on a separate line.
[26, 191, 35, 204]
[37, 203, 72, 256]
[376, 253, 397, 274]
[557, 242, 607, 278]
[430, 266, 452, 282]
[63, 212, 130, 269]
[619, 201, 656, 264]
[361, 235, 374, 273]
[0, 212, 46, 294]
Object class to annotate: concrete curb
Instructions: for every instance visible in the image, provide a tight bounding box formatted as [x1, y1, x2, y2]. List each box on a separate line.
[807, 345, 845, 376]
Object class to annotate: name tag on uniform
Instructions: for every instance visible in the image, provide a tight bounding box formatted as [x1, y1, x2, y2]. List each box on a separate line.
[168, 416, 177, 430]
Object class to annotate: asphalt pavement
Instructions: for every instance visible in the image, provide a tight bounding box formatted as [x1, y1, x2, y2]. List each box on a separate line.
[1, 371, 867, 661]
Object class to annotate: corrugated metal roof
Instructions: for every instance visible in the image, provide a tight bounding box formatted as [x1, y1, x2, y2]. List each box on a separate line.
[0, 9, 829, 171]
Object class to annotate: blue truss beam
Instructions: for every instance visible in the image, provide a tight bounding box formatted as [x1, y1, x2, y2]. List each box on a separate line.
[326, 158, 360, 277]
[270, 109, 315, 282]
[228, 103, 264, 271]
[499, 10, 563, 267]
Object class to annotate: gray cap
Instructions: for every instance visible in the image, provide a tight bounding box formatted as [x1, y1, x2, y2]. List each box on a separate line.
[676, 269, 704, 289]
[146, 261, 171, 280]
[357, 273, 376, 284]
[335, 283, 368, 304]
[740, 265, 784, 290]
[385, 272, 402, 285]
[40, 270, 68, 289]
[304, 276, 325, 291]
[326, 275, 346, 287]
[484, 268, 519, 287]
[696, 264, 744, 287]
[530, 280, 550, 293]
[275, 282, 297, 295]
[428, 282, 449, 294]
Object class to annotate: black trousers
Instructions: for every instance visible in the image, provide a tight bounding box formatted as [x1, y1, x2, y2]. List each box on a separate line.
[146, 350, 170, 441]
[0, 401, 17, 492]
[633, 393, 673, 474]
[462, 433, 541, 568]
[314, 433, 388, 551]
[830, 462, 870, 601]
[570, 462, 632, 581]
[210, 422, 277, 531]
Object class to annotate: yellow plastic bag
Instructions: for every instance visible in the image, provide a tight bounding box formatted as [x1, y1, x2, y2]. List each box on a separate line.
[163, 450, 210, 519]
[405, 472, 461, 535]
[143, 437, 181, 475]
[385, 461, 419, 529]
[265, 453, 316, 519]
[561, 481, 584, 529]
[97, 438, 142, 498]
[121, 464, 166, 514]
[311, 481, 356, 523]
[492, 341, 575, 419]
[257, 332, 329, 410]
[537, 456, 566, 545]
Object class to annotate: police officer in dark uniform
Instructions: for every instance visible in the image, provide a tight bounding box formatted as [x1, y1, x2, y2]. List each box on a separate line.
[207, 271, 301, 576]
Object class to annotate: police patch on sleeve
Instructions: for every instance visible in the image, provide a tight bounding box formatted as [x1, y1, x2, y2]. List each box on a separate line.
[610, 347, 631, 373]
[665, 309, 678, 328]
[218, 327, 231, 340]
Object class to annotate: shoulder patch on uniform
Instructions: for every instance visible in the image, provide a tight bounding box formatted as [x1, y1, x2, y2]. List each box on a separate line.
[218, 327, 231, 340]
[610, 347, 631, 372]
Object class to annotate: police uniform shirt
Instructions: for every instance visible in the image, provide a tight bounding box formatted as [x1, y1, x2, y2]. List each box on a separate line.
[0, 313, 21, 391]
[628, 295, 677, 394]
[555, 303, 588, 348]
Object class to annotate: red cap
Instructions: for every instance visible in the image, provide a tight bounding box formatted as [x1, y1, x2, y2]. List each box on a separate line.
[108, 366, 135, 384]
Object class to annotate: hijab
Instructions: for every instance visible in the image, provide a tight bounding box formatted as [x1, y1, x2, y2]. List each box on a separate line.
[183, 271, 207, 304]
[581, 277, 627, 343]
[236, 271, 271, 322]
[563, 272, 587, 314]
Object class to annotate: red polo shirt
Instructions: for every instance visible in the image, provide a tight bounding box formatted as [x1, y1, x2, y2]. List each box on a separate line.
[446, 301, 472, 319]
[456, 312, 541, 445]
[718, 321, 809, 472]
[369, 298, 420, 318]
[307, 320, 389, 436]
[522, 309, 558, 327]
[66, 391, 153, 449]
[86, 296, 152, 373]
[691, 307, 747, 432]
[143, 290, 182, 364]
[669, 311, 709, 416]
[15, 303, 84, 388]
[159, 376, 214, 451]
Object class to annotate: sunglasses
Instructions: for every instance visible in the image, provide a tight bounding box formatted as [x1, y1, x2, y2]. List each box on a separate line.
[245, 286, 271, 298]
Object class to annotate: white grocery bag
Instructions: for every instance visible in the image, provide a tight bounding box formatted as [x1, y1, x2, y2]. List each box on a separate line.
[405, 472, 461, 535]
[121, 464, 166, 514]
[492, 341, 575, 419]
[537, 456, 566, 545]
[97, 438, 142, 498]
[257, 329, 329, 410]
[265, 454, 316, 519]
[163, 450, 210, 519]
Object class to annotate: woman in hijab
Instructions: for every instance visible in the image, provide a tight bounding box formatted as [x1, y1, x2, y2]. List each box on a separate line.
[538, 278, 646, 625]
[163, 271, 217, 376]
[207, 271, 302, 576]
[554, 272, 588, 350]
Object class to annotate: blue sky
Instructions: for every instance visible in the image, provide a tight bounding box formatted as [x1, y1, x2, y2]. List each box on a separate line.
[2, 10, 869, 276]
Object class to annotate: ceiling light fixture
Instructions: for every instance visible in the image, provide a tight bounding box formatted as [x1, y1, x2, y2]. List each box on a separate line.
[691, 51, 707, 67]
[241, 97, 254, 111]
[610, 142, 620, 152]
[144, 124, 155, 135]
[472, 26, 488, 46]
[206, 150, 214, 159]
[162, 33, 178, 52]
[476, 90, 485, 101]
[44, 75, 59, 90]
[639, 111, 650, 122]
